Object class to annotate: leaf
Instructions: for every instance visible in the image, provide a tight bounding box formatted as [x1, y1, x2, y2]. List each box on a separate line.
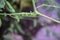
[10, 23, 14, 28]
[3, 35, 13, 40]
[9, 28, 14, 33]
[17, 25, 25, 34]
[44, 0, 49, 5]
[13, 15, 20, 22]
[33, 19, 37, 27]
[48, 7, 55, 12]
[52, 32, 58, 38]
[6, 1, 15, 12]
[9, 23, 14, 33]
[34, 0, 38, 3]
[46, 30, 50, 37]
[15, 22, 25, 35]
[0, 0, 5, 8]
[42, 5, 47, 9]
[0, 15, 7, 22]
[0, 19, 2, 27]
[57, 10, 60, 18]
[0, 9, 2, 12]
[49, 0, 60, 7]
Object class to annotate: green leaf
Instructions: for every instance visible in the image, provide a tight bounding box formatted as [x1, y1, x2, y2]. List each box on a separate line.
[42, 5, 47, 9]
[3, 35, 13, 40]
[52, 32, 58, 38]
[0, 19, 2, 27]
[14, 15, 20, 22]
[44, 0, 49, 5]
[11, 15, 20, 22]
[48, 7, 55, 12]
[33, 19, 37, 27]
[17, 25, 25, 34]
[50, 0, 60, 7]
[0, 15, 8, 21]
[10, 23, 14, 28]
[0, 0, 5, 8]
[9, 23, 14, 33]
[15, 22, 25, 35]
[0, 9, 2, 12]
[35, 0, 38, 3]
[57, 10, 60, 18]
[6, 1, 15, 12]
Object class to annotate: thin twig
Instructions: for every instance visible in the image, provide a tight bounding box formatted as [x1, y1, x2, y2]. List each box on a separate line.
[37, 4, 60, 8]
[35, 11, 60, 24]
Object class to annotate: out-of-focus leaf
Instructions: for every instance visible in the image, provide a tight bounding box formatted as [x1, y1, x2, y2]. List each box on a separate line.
[46, 30, 50, 37]
[6, 1, 15, 12]
[0, 15, 7, 21]
[35, 0, 38, 3]
[18, 25, 25, 34]
[10, 23, 18, 33]
[44, 0, 49, 5]
[9, 28, 13, 33]
[15, 22, 25, 35]
[57, 10, 60, 18]
[0, 19, 2, 27]
[14, 29, 17, 33]
[3, 35, 13, 40]
[0, 9, 2, 12]
[9, 23, 14, 33]
[42, 5, 47, 9]
[0, 0, 5, 8]
[33, 19, 37, 27]
[14, 15, 20, 22]
[52, 32, 58, 38]
[17, 25, 25, 34]
[10, 23, 14, 28]
[49, 0, 60, 7]
[48, 7, 55, 12]
[50, 0, 55, 2]
[13, 5, 19, 12]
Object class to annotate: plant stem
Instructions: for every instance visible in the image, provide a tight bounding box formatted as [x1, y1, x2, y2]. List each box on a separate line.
[35, 11, 60, 24]
[32, 0, 36, 12]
